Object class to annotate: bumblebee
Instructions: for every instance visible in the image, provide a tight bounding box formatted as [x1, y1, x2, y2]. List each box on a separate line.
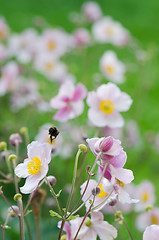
[49, 127, 59, 143]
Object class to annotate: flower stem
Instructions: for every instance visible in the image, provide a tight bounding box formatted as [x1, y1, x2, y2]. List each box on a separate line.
[45, 177, 62, 216]
[73, 197, 95, 240]
[24, 217, 33, 240]
[12, 159, 19, 193]
[18, 197, 25, 240]
[2, 213, 10, 240]
[122, 219, 134, 240]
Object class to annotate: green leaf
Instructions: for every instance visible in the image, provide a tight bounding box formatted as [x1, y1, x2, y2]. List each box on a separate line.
[49, 210, 62, 219]
[67, 214, 79, 220]
[56, 189, 62, 197]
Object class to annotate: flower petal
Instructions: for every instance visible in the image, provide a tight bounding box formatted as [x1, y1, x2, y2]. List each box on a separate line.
[88, 108, 108, 127]
[72, 83, 87, 101]
[53, 106, 72, 122]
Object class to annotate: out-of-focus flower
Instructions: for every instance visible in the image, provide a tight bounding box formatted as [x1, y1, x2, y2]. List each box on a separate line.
[103, 126, 122, 140]
[8, 29, 38, 63]
[86, 136, 123, 161]
[0, 17, 9, 40]
[87, 83, 132, 127]
[125, 120, 140, 147]
[82, 2, 102, 22]
[0, 43, 8, 61]
[134, 180, 155, 212]
[136, 208, 159, 231]
[73, 28, 91, 47]
[50, 80, 87, 122]
[143, 225, 159, 240]
[100, 51, 126, 83]
[36, 29, 72, 58]
[70, 211, 117, 240]
[0, 61, 20, 96]
[9, 133, 22, 147]
[92, 17, 130, 46]
[34, 53, 67, 81]
[11, 78, 41, 111]
[8, 205, 19, 218]
[58, 221, 72, 240]
[15, 141, 51, 194]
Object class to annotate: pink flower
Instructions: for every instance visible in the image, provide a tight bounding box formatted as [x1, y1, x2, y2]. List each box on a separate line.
[9, 133, 22, 147]
[87, 83, 132, 127]
[143, 225, 159, 240]
[50, 80, 87, 122]
[82, 2, 102, 22]
[73, 28, 91, 47]
[15, 141, 51, 194]
[70, 211, 117, 240]
[86, 136, 123, 161]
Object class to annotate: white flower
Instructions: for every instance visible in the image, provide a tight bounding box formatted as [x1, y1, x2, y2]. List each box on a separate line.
[92, 17, 130, 46]
[87, 83, 132, 128]
[15, 141, 51, 194]
[100, 51, 126, 83]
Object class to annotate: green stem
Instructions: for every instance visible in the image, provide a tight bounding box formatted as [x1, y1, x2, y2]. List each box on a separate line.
[24, 217, 33, 240]
[45, 177, 62, 216]
[18, 197, 25, 240]
[2, 213, 10, 240]
[12, 159, 19, 193]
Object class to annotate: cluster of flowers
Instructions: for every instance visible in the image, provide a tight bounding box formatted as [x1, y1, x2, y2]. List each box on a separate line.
[0, 1, 157, 240]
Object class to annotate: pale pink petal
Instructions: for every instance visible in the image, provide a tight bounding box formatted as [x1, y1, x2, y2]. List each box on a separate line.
[111, 167, 134, 184]
[105, 111, 124, 128]
[99, 137, 114, 153]
[86, 138, 99, 156]
[105, 138, 122, 155]
[94, 221, 117, 239]
[87, 91, 100, 109]
[53, 106, 72, 122]
[109, 151, 127, 168]
[71, 101, 84, 118]
[20, 175, 41, 194]
[96, 83, 120, 101]
[88, 108, 108, 127]
[114, 92, 133, 112]
[72, 83, 87, 101]
[81, 229, 97, 240]
[143, 225, 159, 240]
[50, 96, 67, 109]
[91, 212, 104, 222]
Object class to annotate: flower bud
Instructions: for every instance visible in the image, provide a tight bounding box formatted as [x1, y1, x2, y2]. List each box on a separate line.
[92, 187, 100, 196]
[0, 141, 7, 151]
[85, 218, 92, 227]
[14, 193, 22, 201]
[78, 144, 87, 152]
[61, 235, 67, 240]
[20, 127, 28, 135]
[8, 154, 17, 162]
[109, 199, 117, 206]
[45, 176, 56, 186]
[145, 205, 153, 211]
[8, 205, 19, 217]
[9, 133, 22, 147]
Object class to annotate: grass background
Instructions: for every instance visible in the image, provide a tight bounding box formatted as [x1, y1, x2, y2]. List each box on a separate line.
[0, 0, 159, 239]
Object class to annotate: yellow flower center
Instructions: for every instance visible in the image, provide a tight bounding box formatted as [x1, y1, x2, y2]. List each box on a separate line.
[116, 178, 125, 188]
[100, 100, 114, 114]
[47, 40, 56, 50]
[142, 192, 149, 202]
[105, 65, 114, 74]
[27, 156, 42, 175]
[151, 215, 158, 224]
[97, 183, 108, 198]
[45, 62, 54, 71]
[105, 26, 114, 36]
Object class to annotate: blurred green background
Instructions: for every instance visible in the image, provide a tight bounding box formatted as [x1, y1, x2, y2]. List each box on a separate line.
[0, 0, 159, 239]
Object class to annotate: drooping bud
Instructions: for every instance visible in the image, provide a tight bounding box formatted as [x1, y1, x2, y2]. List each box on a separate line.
[8, 154, 17, 162]
[78, 144, 87, 152]
[9, 133, 22, 147]
[8, 205, 19, 217]
[14, 193, 22, 202]
[45, 176, 56, 186]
